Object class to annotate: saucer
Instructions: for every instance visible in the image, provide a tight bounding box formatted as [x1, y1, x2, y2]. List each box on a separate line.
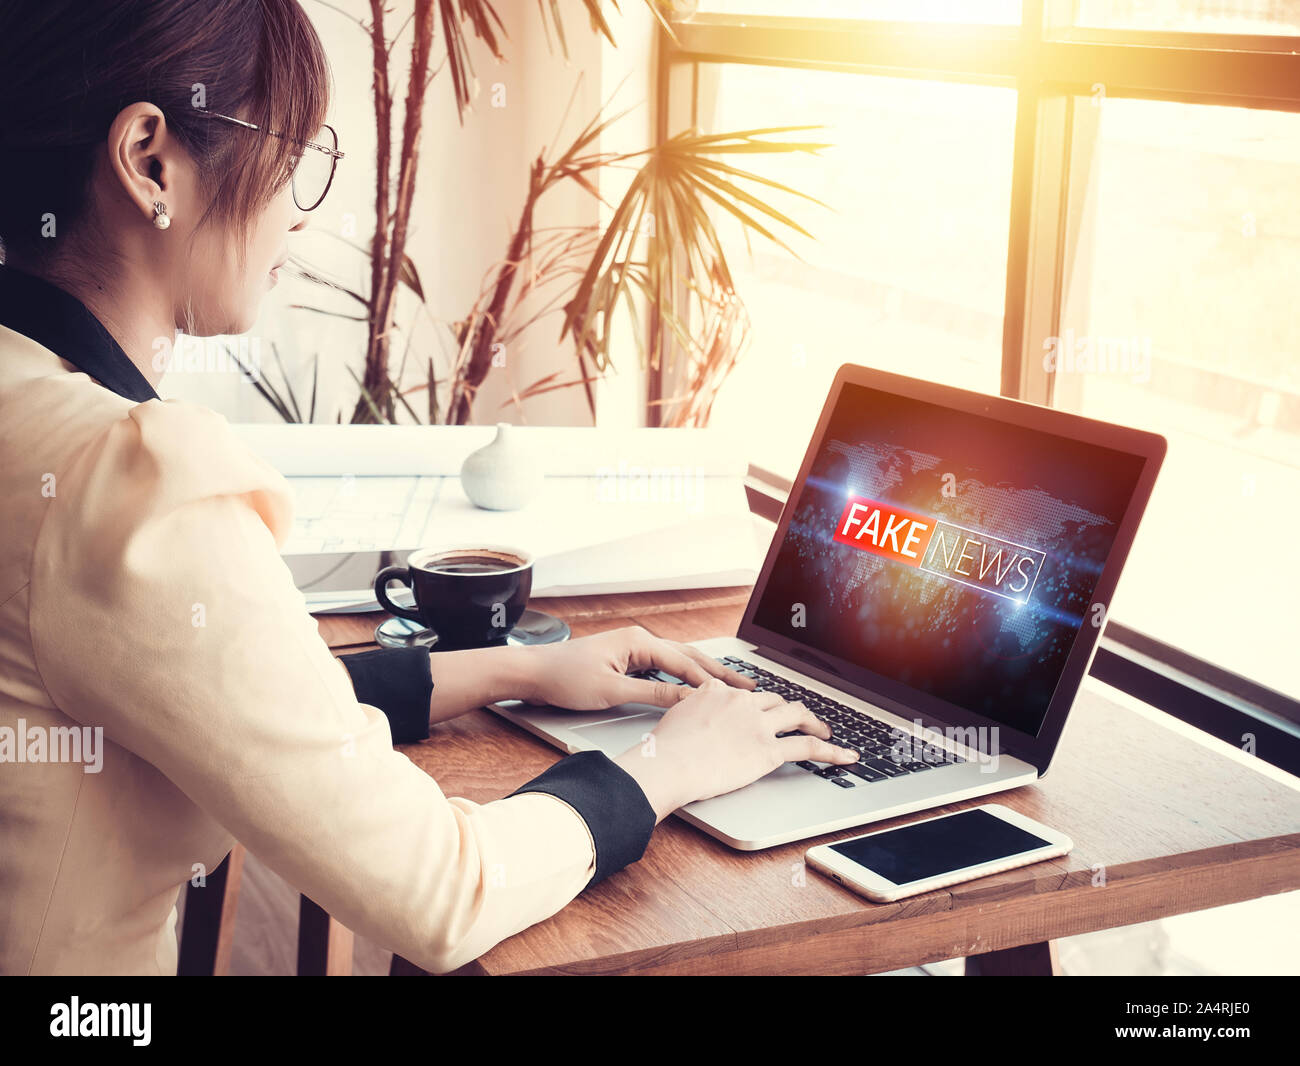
[374, 608, 572, 651]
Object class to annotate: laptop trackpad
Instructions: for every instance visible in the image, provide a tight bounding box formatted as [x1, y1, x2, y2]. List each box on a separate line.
[570, 710, 664, 755]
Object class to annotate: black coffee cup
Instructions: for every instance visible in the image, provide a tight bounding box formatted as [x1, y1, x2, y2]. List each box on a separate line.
[374, 545, 534, 651]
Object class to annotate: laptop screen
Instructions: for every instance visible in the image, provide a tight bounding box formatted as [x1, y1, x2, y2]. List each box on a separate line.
[749, 380, 1148, 738]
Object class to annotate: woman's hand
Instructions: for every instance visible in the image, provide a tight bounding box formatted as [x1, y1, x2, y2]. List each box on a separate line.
[615, 679, 861, 820]
[511, 626, 859, 820]
[516, 625, 757, 711]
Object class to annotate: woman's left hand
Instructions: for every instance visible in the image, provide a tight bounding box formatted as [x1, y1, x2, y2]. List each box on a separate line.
[516, 625, 757, 711]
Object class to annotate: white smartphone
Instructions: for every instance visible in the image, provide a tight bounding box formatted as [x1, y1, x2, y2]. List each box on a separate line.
[805, 804, 1073, 903]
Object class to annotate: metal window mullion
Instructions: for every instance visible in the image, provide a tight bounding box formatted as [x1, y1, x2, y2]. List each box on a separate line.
[671, 17, 1300, 110]
[1003, 6, 1069, 404]
[672, 17, 1022, 81]
[649, 32, 699, 427]
[1091, 639, 1300, 778]
[1050, 92, 1103, 414]
[1035, 39, 1300, 108]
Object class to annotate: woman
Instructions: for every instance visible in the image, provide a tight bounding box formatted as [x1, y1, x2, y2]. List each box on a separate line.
[0, 0, 856, 975]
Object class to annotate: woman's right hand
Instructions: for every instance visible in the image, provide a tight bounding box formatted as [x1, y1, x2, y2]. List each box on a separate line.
[612, 677, 860, 821]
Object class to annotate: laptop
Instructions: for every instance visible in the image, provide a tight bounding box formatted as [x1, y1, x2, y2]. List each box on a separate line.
[487, 363, 1166, 850]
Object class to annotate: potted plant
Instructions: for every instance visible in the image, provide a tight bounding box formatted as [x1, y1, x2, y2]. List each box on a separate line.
[247, 0, 828, 427]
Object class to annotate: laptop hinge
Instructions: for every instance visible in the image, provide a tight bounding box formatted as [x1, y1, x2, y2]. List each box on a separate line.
[788, 645, 843, 678]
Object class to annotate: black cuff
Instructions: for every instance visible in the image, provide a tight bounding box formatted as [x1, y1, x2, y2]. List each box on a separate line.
[338, 647, 433, 744]
[508, 750, 656, 886]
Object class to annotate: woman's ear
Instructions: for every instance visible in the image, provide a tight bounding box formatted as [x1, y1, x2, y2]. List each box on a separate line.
[104, 102, 187, 228]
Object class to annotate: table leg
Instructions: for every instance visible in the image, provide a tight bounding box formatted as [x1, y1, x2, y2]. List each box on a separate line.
[390, 953, 427, 976]
[297, 895, 355, 976]
[964, 940, 1060, 976]
[177, 844, 245, 976]
[390, 954, 486, 976]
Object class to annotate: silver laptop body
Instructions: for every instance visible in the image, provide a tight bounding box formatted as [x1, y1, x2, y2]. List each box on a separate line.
[486, 364, 1163, 851]
[488, 635, 1038, 850]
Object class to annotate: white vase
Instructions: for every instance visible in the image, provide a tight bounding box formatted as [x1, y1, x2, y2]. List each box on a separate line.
[459, 422, 542, 511]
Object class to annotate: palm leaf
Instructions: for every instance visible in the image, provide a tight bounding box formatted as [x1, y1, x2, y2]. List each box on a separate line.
[670, 124, 831, 148]
[345, 363, 392, 424]
[689, 154, 834, 210]
[271, 342, 303, 422]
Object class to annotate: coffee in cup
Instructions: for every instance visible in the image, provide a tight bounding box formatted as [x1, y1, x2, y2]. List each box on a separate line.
[374, 545, 533, 651]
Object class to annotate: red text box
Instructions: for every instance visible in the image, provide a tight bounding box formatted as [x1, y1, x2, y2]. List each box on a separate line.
[833, 495, 936, 567]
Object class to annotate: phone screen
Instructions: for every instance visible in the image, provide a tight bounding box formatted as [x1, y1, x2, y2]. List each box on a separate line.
[828, 808, 1052, 886]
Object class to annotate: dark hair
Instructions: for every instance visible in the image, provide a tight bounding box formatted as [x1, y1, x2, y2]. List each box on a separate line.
[0, 0, 331, 273]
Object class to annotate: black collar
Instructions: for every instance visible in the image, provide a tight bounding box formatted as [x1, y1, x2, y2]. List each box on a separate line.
[0, 263, 160, 403]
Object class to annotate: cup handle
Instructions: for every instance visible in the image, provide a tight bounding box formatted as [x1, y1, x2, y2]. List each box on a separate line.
[374, 565, 425, 623]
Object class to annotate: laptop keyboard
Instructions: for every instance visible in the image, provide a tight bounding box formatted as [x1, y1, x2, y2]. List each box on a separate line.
[630, 656, 963, 790]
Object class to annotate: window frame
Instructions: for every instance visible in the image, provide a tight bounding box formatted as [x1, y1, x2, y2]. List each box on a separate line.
[658, 1, 1300, 774]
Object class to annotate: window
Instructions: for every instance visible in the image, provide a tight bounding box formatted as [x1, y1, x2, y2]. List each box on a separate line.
[1052, 97, 1300, 698]
[701, 68, 1015, 478]
[659, 4, 1300, 744]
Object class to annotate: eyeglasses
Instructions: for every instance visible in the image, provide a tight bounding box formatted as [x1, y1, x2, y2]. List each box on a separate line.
[194, 108, 344, 212]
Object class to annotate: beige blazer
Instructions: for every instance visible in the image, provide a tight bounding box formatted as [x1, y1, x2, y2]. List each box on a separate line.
[0, 322, 601, 975]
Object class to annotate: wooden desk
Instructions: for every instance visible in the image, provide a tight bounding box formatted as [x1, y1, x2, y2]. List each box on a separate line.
[308, 588, 1300, 977]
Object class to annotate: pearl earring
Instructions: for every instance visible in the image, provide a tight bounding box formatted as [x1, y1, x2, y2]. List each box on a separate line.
[151, 201, 171, 230]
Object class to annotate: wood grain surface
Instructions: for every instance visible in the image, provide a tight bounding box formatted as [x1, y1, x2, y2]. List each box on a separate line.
[319, 592, 1300, 976]
[315, 586, 753, 651]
